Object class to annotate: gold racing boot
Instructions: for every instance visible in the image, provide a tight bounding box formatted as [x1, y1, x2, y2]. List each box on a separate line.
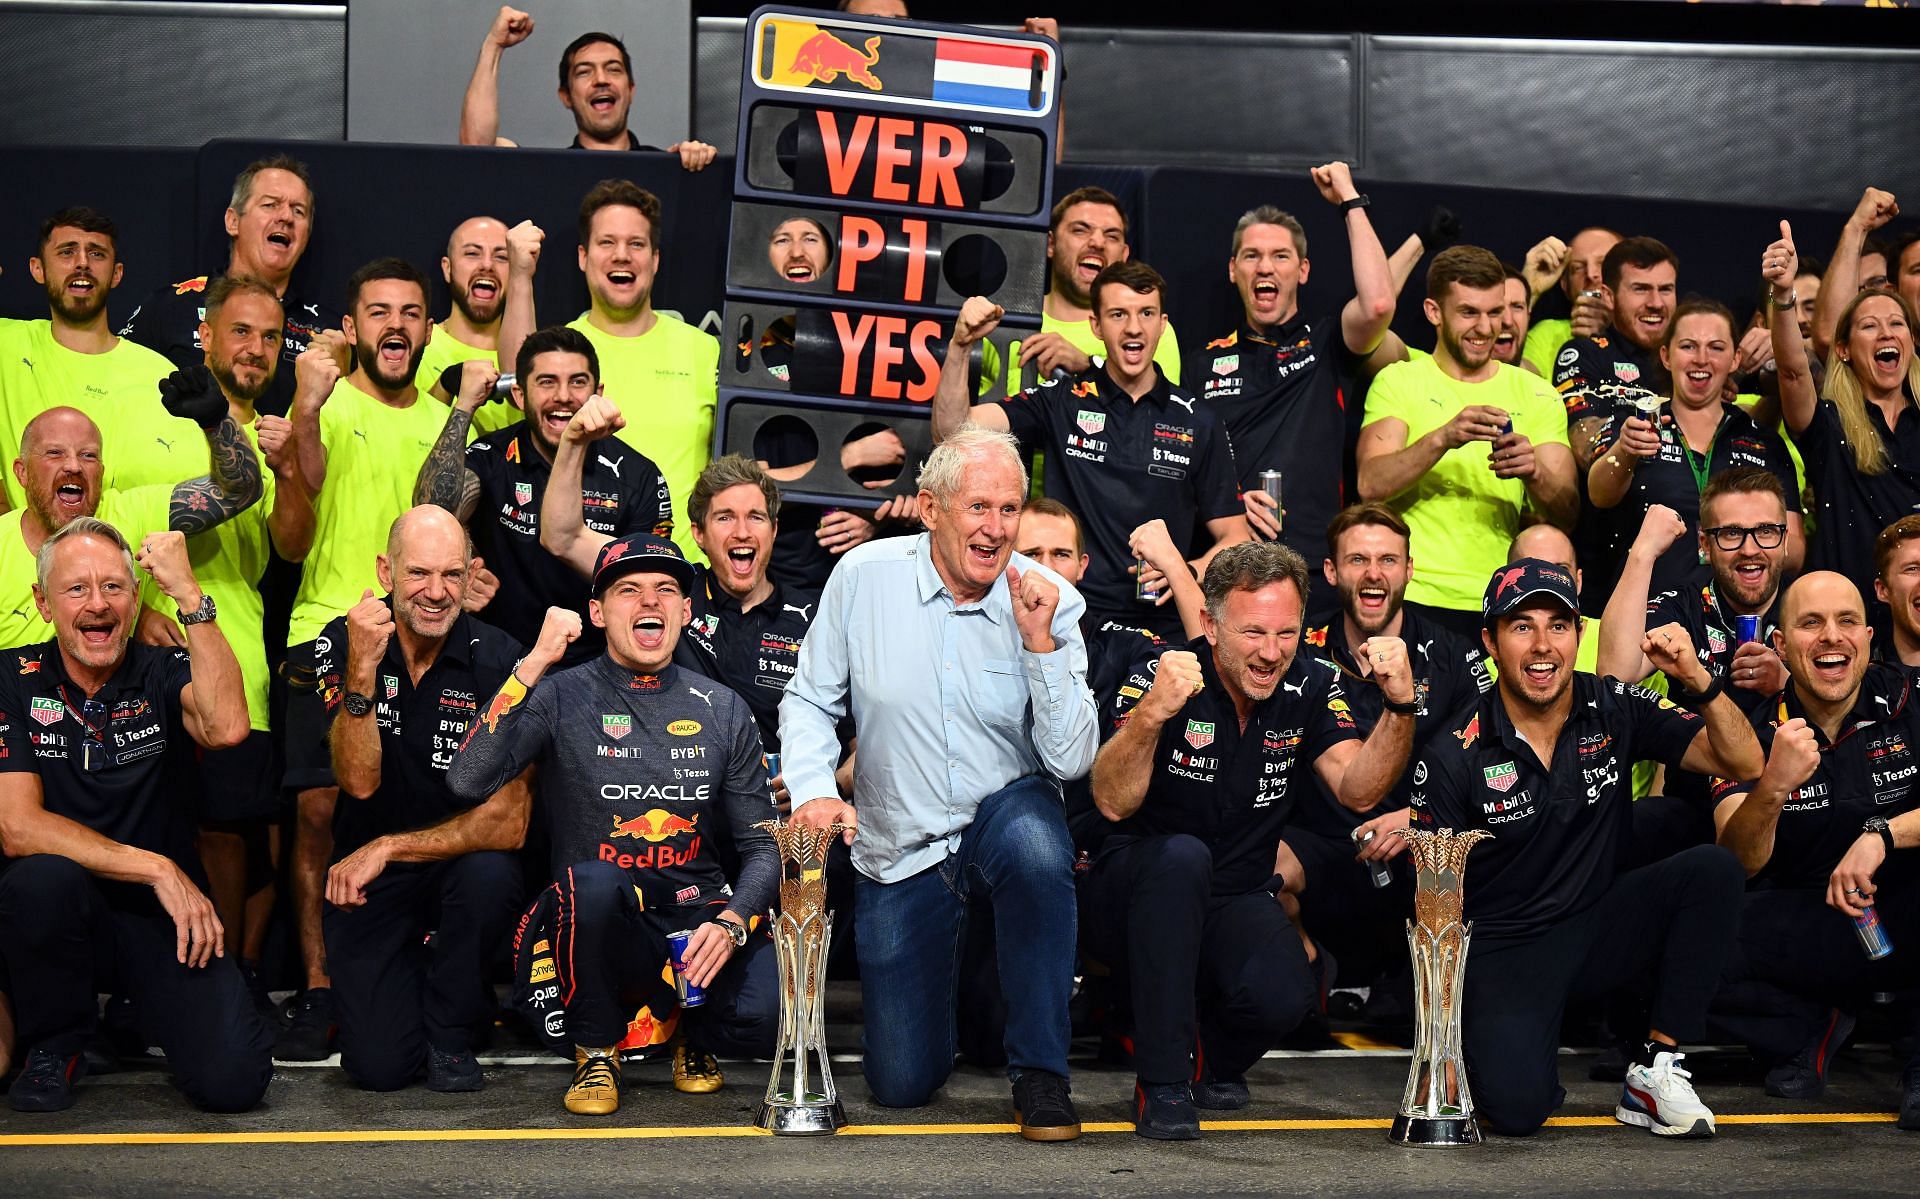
[566, 1046, 622, 1115]
[672, 1036, 725, 1094]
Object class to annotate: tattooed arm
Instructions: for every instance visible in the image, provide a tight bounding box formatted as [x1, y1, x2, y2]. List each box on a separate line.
[168, 412, 264, 536]
[414, 407, 483, 520]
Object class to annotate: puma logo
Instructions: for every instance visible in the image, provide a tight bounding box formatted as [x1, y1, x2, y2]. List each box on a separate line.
[1418, 639, 1434, 658]
[156, 436, 174, 451]
[1168, 396, 1196, 413]
[597, 454, 624, 478]
[353, 429, 368, 442]
[1282, 679, 1305, 696]
[782, 603, 813, 621]
[303, 303, 320, 317]
[687, 686, 714, 707]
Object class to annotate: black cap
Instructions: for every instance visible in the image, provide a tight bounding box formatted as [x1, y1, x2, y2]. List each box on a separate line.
[1482, 557, 1580, 628]
[590, 533, 696, 598]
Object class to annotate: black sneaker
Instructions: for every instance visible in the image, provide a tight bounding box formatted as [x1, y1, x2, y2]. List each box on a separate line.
[1765, 1009, 1855, 1099]
[427, 1045, 484, 1093]
[1134, 1079, 1201, 1140]
[1588, 1041, 1629, 1083]
[8, 1049, 85, 1113]
[1011, 1070, 1081, 1142]
[274, 987, 338, 1062]
[1191, 1073, 1250, 1111]
[1899, 1062, 1920, 1132]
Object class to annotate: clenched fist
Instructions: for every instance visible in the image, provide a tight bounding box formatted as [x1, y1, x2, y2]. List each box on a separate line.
[1643, 621, 1709, 693]
[256, 414, 295, 475]
[346, 587, 394, 669]
[488, 5, 534, 49]
[1005, 564, 1060, 654]
[1759, 717, 1821, 796]
[1142, 649, 1204, 723]
[507, 220, 544, 278]
[533, 606, 583, 664]
[562, 394, 624, 443]
[1359, 635, 1414, 706]
[1631, 503, 1687, 561]
[953, 296, 1005, 347]
[135, 531, 199, 608]
[1310, 161, 1360, 206]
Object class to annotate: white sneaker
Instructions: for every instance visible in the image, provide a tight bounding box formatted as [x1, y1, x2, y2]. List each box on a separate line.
[1616, 1050, 1715, 1138]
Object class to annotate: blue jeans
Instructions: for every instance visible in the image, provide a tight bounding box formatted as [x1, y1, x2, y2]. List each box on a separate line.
[853, 775, 1076, 1108]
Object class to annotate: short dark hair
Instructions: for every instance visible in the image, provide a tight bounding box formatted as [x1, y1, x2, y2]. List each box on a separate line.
[1050, 186, 1128, 239]
[1875, 514, 1920, 579]
[1700, 465, 1787, 528]
[346, 257, 429, 312]
[203, 275, 283, 324]
[229, 154, 315, 219]
[1426, 245, 1505, 302]
[1500, 260, 1526, 286]
[37, 206, 117, 254]
[689, 454, 781, 527]
[514, 325, 600, 392]
[1090, 261, 1164, 311]
[1325, 502, 1410, 561]
[1890, 228, 1920, 275]
[579, 179, 661, 246]
[1665, 296, 1736, 347]
[1021, 496, 1084, 556]
[1601, 236, 1679, 291]
[558, 32, 630, 91]
[1201, 540, 1310, 623]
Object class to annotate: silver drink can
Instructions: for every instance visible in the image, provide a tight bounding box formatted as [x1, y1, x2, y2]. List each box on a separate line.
[1259, 470, 1284, 537]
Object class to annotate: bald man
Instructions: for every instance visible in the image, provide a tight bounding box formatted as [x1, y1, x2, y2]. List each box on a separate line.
[1711, 572, 1920, 1126]
[313, 506, 527, 1093]
[0, 403, 262, 650]
[418, 216, 521, 436]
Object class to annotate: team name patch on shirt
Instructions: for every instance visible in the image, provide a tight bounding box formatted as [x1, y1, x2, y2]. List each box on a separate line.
[603, 714, 631, 739]
[1075, 409, 1105, 435]
[1184, 719, 1215, 749]
[30, 697, 62, 726]
[1483, 761, 1519, 792]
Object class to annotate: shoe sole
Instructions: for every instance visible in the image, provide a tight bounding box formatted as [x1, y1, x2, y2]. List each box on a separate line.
[1133, 1122, 1200, 1141]
[1615, 1106, 1714, 1138]
[1191, 1091, 1249, 1111]
[427, 1076, 485, 1094]
[1017, 1119, 1083, 1142]
[564, 1099, 619, 1116]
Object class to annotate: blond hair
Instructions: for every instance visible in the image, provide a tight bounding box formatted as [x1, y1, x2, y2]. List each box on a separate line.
[1822, 289, 1920, 476]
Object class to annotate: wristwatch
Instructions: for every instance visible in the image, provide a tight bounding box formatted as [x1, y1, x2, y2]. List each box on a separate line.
[1339, 194, 1370, 213]
[343, 691, 375, 718]
[710, 915, 749, 948]
[1768, 289, 1798, 310]
[1863, 816, 1895, 857]
[179, 594, 217, 626]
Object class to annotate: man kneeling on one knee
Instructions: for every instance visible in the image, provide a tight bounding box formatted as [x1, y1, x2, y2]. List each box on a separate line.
[1086, 540, 1417, 1140]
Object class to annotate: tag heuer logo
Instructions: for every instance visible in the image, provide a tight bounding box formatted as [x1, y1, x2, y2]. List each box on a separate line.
[1213, 354, 1239, 376]
[1184, 719, 1215, 750]
[1075, 409, 1106, 435]
[1483, 761, 1519, 793]
[1615, 363, 1641, 383]
[29, 697, 63, 726]
[1707, 627, 1727, 654]
[514, 481, 533, 506]
[382, 674, 399, 700]
[602, 714, 631, 740]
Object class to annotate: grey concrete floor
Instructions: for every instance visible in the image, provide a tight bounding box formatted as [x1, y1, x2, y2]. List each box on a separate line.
[0, 1043, 1909, 1198]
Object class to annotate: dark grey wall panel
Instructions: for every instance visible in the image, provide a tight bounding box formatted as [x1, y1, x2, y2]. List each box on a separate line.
[1054, 30, 1355, 168]
[1364, 36, 1920, 213]
[0, 1, 345, 146]
[694, 15, 746, 154]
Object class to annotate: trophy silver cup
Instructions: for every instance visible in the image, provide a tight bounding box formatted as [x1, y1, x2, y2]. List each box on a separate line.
[1389, 826, 1492, 1147]
[754, 820, 849, 1135]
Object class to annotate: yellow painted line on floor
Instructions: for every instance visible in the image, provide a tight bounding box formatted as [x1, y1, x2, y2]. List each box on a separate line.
[0, 1111, 1898, 1147]
[1328, 1030, 1404, 1052]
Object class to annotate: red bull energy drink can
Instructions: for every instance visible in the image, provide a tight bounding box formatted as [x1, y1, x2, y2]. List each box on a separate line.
[668, 929, 708, 1006]
[1735, 614, 1761, 645]
[1854, 905, 1893, 960]
[1353, 828, 1394, 889]
[765, 752, 781, 803]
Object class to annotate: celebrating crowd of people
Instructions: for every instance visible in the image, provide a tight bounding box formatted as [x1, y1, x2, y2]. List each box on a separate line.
[2, 3, 1920, 1153]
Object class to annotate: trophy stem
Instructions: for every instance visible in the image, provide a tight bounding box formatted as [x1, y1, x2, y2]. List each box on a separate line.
[1388, 827, 1490, 1148]
[755, 825, 851, 1136]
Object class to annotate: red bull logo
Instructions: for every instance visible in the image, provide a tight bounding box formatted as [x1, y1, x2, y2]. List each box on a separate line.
[609, 809, 700, 843]
[790, 31, 882, 90]
[464, 676, 528, 747]
[172, 276, 208, 296]
[1453, 712, 1481, 749]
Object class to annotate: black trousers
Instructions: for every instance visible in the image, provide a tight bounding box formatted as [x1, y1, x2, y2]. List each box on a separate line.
[1284, 825, 1414, 982]
[1462, 844, 1744, 1136]
[1079, 834, 1318, 1085]
[0, 854, 274, 1111]
[1714, 871, 1920, 1061]
[322, 852, 523, 1091]
[550, 858, 777, 1057]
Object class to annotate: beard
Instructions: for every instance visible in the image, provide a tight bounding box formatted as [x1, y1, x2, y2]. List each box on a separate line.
[452, 282, 502, 327]
[354, 339, 428, 391]
[1049, 256, 1094, 309]
[210, 351, 273, 404]
[45, 277, 108, 325]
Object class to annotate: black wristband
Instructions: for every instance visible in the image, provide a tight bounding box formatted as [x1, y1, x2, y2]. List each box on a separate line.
[1675, 675, 1724, 709]
[1382, 697, 1419, 715]
[1340, 194, 1371, 213]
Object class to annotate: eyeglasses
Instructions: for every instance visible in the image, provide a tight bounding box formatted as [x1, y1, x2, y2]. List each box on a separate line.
[80, 698, 107, 773]
[1701, 523, 1787, 551]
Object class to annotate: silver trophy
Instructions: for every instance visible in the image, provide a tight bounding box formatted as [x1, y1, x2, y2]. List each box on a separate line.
[754, 820, 849, 1135]
[1389, 826, 1492, 1147]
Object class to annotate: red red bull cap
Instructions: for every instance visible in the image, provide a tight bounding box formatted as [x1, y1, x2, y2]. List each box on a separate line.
[591, 533, 697, 598]
[1482, 557, 1580, 628]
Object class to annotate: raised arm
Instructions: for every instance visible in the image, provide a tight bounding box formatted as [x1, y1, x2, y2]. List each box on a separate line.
[414, 361, 494, 521]
[1090, 649, 1198, 821]
[255, 414, 315, 561]
[1310, 162, 1394, 356]
[1311, 639, 1415, 811]
[1714, 718, 1816, 876]
[495, 220, 543, 384]
[538, 394, 625, 577]
[1597, 505, 1684, 683]
[1130, 519, 1206, 640]
[933, 296, 1012, 441]
[459, 5, 534, 147]
[329, 590, 396, 800]
[447, 609, 579, 801]
[155, 368, 264, 536]
[134, 531, 247, 750]
[1763, 221, 1820, 437]
[1812, 187, 1898, 362]
[290, 331, 345, 496]
[1645, 624, 1764, 781]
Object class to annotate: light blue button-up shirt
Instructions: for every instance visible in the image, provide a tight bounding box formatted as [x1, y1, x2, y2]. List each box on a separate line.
[778, 533, 1098, 883]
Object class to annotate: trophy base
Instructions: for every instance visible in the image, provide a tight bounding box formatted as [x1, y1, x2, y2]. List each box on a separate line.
[757, 1098, 848, 1136]
[1389, 1113, 1481, 1147]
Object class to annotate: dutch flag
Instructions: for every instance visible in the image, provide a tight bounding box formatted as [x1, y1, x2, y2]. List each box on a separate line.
[931, 39, 1047, 112]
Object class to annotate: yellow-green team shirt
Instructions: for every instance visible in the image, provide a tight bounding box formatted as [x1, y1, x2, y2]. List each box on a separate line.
[287, 380, 447, 646]
[0, 485, 172, 649]
[141, 424, 276, 731]
[0, 319, 199, 508]
[1362, 356, 1571, 613]
[418, 324, 521, 438]
[1521, 318, 1573, 378]
[568, 313, 717, 565]
[997, 310, 1182, 396]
